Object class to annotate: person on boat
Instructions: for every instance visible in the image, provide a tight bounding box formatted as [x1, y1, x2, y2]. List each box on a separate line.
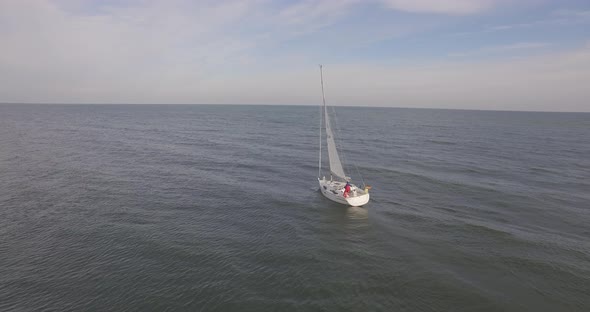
[344, 181, 351, 198]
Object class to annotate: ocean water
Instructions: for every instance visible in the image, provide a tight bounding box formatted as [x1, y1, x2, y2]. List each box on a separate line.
[0, 104, 589, 311]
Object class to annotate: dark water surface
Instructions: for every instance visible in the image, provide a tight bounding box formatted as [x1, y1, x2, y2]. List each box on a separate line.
[1, 104, 589, 311]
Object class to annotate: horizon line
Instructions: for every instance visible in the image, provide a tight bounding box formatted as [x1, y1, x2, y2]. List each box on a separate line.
[0, 102, 588, 114]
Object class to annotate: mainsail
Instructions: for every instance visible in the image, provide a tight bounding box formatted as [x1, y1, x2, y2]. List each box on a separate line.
[324, 106, 346, 180]
[320, 65, 347, 181]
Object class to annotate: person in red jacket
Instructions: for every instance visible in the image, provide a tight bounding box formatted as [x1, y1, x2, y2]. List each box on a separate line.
[344, 181, 351, 198]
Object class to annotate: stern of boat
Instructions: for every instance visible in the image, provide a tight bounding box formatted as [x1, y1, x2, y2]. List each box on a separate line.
[318, 177, 370, 207]
[345, 192, 370, 207]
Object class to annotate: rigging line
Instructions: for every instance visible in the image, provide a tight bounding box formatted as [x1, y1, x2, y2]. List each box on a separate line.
[353, 162, 367, 189]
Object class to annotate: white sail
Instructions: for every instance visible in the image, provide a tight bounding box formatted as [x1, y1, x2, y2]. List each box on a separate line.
[324, 100, 346, 180]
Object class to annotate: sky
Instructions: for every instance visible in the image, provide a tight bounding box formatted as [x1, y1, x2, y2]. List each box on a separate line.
[1, 0, 589, 112]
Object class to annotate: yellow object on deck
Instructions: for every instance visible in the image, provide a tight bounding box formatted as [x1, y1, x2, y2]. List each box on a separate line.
[364, 185, 372, 193]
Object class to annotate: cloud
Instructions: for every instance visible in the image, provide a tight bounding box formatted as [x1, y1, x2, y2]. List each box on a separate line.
[554, 9, 590, 18]
[277, 0, 359, 26]
[196, 43, 590, 112]
[452, 8, 590, 36]
[0, 0, 259, 101]
[379, 0, 495, 14]
[448, 42, 551, 57]
[0, 1, 588, 111]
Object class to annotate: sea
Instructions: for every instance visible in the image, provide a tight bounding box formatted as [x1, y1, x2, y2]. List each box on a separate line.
[0, 104, 589, 311]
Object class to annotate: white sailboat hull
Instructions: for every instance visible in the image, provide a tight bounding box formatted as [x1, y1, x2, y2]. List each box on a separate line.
[318, 178, 370, 207]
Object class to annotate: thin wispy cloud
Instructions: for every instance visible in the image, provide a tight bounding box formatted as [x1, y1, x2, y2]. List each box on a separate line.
[448, 42, 552, 57]
[554, 8, 590, 18]
[189, 42, 590, 113]
[490, 9, 590, 31]
[450, 7, 590, 37]
[0, 0, 589, 111]
[380, 0, 496, 14]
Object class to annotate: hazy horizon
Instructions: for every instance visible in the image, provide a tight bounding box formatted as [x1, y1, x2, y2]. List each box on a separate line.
[1, 0, 589, 112]
[3, 102, 589, 113]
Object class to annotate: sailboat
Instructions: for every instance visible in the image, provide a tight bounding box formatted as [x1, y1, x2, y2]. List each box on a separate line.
[317, 65, 370, 207]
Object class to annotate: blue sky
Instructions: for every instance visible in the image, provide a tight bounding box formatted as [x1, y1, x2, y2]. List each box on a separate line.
[1, 0, 589, 111]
